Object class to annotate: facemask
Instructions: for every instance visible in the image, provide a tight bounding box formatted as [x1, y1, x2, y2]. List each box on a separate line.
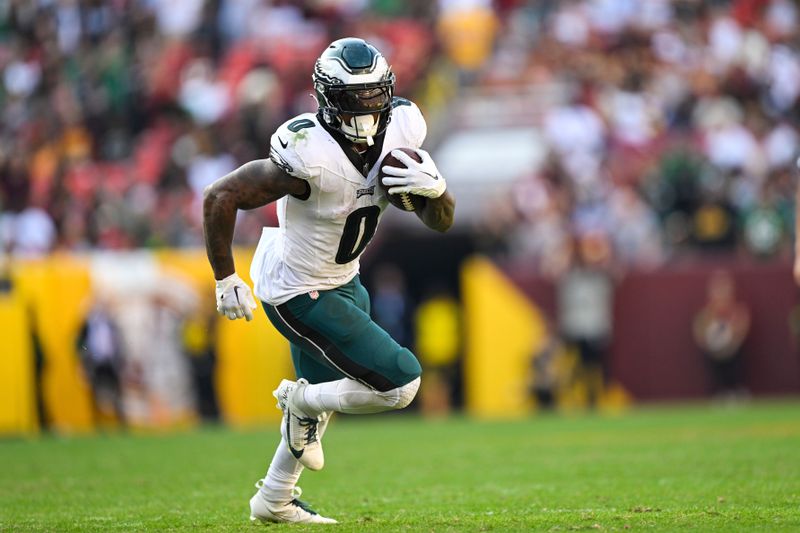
[341, 114, 378, 146]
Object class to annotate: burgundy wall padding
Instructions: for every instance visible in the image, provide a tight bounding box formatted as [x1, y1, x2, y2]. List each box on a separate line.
[504, 259, 800, 400]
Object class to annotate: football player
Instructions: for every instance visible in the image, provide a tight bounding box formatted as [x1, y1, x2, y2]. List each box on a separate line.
[203, 38, 455, 524]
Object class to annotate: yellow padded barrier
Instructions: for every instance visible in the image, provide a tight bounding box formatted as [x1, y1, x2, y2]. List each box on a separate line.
[461, 256, 547, 418]
[2, 249, 293, 435]
[155, 248, 292, 426]
[12, 256, 95, 433]
[0, 292, 37, 434]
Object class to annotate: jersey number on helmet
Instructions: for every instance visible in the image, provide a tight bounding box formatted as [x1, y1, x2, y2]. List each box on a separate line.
[335, 206, 380, 264]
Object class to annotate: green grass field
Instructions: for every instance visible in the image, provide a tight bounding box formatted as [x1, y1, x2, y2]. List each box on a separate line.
[1, 402, 799, 532]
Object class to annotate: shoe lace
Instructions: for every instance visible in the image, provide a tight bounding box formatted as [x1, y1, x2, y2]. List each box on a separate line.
[289, 487, 318, 515]
[255, 482, 315, 514]
[297, 416, 319, 445]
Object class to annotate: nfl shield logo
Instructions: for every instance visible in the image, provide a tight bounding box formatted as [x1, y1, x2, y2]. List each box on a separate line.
[309, 290, 319, 300]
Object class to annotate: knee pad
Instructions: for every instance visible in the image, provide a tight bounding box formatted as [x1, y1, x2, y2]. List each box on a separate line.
[386, 347, 422, 385]
[395, 377, 420, 409]
[377, 376, 420, 410]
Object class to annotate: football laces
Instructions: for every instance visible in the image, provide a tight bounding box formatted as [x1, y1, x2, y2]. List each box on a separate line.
[400, 193, 414, 211]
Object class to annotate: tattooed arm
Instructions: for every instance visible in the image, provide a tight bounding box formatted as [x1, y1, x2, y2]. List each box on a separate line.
[416, 190, 456, 232]
[203, 159, 308, 280]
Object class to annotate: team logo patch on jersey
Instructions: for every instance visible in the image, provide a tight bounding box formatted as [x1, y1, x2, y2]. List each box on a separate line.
[356, 186, 375, 198]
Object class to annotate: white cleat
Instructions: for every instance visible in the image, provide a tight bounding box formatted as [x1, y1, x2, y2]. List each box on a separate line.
[250, 482, 337, 525]
[273, 379, 325, 471]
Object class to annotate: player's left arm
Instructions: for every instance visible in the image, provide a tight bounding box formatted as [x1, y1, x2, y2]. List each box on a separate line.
[381, 148, 455, 232]
[417, 190, 455, 232]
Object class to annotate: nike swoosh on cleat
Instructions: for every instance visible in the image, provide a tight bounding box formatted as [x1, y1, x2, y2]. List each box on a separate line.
[279, 137, 288, 149]
[285, 412, 303, 458]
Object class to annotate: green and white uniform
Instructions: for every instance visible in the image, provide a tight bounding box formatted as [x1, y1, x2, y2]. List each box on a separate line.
[250, 100, 425, 390]
[251, 99, 425, 305]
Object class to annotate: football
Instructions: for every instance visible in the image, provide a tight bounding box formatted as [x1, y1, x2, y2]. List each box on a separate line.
[378, 148, 427, 212]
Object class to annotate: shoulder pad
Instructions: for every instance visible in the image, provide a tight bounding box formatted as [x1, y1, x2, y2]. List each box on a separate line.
[390, 98, 427, 148]
[269, 114, 325, 181]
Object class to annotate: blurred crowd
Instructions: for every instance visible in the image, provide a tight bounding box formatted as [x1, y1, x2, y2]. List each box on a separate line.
[0, 0, 438, 254]
[0, 0, 798, 273]
[480, 0, 800, 274]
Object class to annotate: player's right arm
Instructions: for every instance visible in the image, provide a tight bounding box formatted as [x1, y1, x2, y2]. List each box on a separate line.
[203, 159, 308, 320]
[203, 159, 307, 280]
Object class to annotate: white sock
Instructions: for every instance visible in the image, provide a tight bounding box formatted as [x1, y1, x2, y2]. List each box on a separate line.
[260, 411, 333, 504]
[301, 377, 420, 415]
[261, 435, 303, 504]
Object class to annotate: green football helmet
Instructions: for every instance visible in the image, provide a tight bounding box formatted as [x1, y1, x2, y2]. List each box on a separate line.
[313, 38, 395, 146]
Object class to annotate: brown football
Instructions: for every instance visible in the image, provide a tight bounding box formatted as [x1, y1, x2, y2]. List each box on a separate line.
[378, 148, 427, 212]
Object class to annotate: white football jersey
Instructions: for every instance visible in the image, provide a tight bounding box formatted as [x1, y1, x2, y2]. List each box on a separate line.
[250, 98, 427, 305]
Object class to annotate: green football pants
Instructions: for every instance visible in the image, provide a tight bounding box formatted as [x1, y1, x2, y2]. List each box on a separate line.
[263, 276, 421, 391]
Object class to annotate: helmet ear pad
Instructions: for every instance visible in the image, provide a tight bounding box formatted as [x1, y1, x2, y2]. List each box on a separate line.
[314, 84, 339, 128]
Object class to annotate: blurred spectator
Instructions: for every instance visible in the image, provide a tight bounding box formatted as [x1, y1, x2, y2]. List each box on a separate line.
[84, 270, 199, 428]
[542, 93, 605, 161]
[437, 0, 499, 77]
[414, 285, 460, 417]
[0, 254, 10, 293]
[607, 186, 664, 267]
[371, 264, 411, 347]
[0, 206, 56, 257]
[186, 128, 236, 221]
[742, 195, 784, 257]
[182, 302, 220, 422]
[77, 299, 126, 428]
[787, 289, 800, 354]
[143, 292, 196, 426]
[154, 0, 206, 38]
[28, 304, 48, 432]
[691, 193, 738, 251]
[528, 319, 568, 411]
[693, 270, 751, 397]
[557, 235, 614, 407]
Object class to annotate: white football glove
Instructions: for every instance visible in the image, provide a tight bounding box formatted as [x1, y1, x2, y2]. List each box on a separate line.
[215, 273, 257, 321]
[381, 148, 446, 199]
